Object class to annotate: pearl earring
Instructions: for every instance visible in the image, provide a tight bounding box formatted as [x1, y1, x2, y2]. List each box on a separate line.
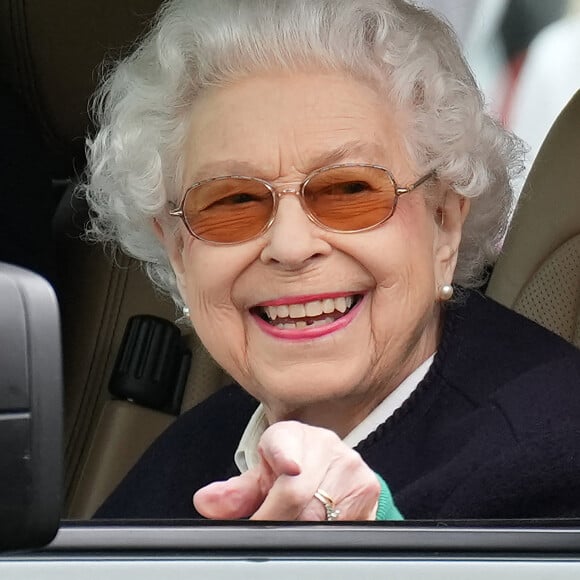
[182, 305, 190, 317]
[439, 284, 454, 301]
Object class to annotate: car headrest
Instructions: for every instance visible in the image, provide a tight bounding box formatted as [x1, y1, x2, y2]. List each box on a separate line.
[487, 90, 580, 347]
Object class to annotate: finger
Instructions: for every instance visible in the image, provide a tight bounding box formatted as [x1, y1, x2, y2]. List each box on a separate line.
[253, 448, 381, 521]
[313, 450, 381, 520]
[251, 423, 341, 520]
[193, 469, 266, 519]
[194, 422, 306, 520]
[250, 472, 313, 520]
[257, 421, 304, 477]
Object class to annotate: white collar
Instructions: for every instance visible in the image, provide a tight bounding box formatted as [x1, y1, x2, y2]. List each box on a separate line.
[234, 354, 434, 473]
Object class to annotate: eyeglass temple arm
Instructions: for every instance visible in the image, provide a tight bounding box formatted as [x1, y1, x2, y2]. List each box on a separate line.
[168, 202, 184, 217]
[396, 171, 435, 196]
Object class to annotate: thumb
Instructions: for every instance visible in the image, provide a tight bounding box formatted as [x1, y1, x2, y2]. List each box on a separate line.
[193, 469, 267, 519]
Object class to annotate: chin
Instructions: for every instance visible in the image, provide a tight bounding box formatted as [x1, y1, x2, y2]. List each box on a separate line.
[249, 363, 368, 414]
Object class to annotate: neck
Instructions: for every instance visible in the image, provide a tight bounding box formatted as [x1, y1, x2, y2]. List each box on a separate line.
[264, 349, 435, 438]
[263, 306, 443, 436]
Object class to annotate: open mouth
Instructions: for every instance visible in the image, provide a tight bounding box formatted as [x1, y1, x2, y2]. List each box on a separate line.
[252, 294, 363, 330]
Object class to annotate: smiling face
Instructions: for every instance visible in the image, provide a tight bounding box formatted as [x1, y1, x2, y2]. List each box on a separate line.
[157, 71, 467, 435]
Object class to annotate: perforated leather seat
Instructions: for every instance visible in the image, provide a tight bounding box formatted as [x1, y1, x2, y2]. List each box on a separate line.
[486, 90, 580, 349]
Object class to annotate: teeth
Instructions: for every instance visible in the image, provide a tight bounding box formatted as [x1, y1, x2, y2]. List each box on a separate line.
[305, 301, 323, 317]
[311, 317, 335, 328]
[276, 304, 289, 318]
[262, 295, 358, 321]
[276, 316, 336, 330]
[288, 304, 306, 319]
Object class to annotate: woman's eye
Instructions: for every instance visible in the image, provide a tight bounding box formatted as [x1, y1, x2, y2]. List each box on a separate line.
[214, 192, 262, 206]
[335, 181, 370, 194]
[230, 193, 259, 204]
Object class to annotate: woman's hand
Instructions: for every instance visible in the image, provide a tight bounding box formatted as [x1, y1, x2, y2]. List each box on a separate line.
[193, 421, 381, 521]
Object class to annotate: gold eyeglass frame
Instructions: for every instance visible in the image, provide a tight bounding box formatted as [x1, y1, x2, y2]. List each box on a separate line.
[168, 162, 435, 245]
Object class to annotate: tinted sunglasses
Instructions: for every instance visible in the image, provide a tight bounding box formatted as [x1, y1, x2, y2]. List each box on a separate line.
[169, 163, 434, 244]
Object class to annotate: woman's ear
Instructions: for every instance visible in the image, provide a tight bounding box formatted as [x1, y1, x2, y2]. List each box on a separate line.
[433, 190, 470, 284]
[151, 217, 188, 297]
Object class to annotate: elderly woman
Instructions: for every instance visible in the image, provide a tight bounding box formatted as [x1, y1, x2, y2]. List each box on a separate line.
[88, 0, 580, 521]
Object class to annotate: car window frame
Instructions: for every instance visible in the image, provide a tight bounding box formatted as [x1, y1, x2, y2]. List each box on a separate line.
[3, 521, 580, 578]
[43, 520, 580, 552]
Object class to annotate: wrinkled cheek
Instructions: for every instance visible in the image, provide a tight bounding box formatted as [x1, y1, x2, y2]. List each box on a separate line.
[187, 294, 247, 376]
[368, 277, 430, 355]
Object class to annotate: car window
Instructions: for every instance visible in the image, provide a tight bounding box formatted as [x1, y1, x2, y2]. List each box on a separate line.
[58, 0, 579, 527]
[1, 0, 579, 554]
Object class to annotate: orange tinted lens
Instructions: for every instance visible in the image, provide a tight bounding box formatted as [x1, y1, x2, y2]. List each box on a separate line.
[303, 166, 396, 231]
[183, 177, 273, 243]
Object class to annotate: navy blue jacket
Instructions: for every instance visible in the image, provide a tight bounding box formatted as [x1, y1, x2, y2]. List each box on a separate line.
[95, 290, 580, 520]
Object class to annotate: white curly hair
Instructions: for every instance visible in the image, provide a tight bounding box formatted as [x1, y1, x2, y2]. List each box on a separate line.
[83, 0, 525, 306]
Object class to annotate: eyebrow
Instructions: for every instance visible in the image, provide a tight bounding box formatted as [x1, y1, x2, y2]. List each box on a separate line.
[190, 140, 388, 183]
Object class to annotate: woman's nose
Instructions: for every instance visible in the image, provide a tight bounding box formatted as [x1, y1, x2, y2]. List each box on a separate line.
[259, 195, 332, 268]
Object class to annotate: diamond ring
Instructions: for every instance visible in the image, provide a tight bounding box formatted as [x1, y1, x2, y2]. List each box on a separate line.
[313, 488, 341, 521]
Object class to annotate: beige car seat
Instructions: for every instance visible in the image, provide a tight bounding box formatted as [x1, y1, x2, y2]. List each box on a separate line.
[486, 90, 580, 349]
[0, 0, 229, 519]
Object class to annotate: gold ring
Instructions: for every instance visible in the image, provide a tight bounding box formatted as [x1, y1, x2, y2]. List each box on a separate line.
[313, 488, 341, 521]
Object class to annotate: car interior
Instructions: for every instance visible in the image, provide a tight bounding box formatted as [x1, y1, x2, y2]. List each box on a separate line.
[0, 0, 578, 521]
